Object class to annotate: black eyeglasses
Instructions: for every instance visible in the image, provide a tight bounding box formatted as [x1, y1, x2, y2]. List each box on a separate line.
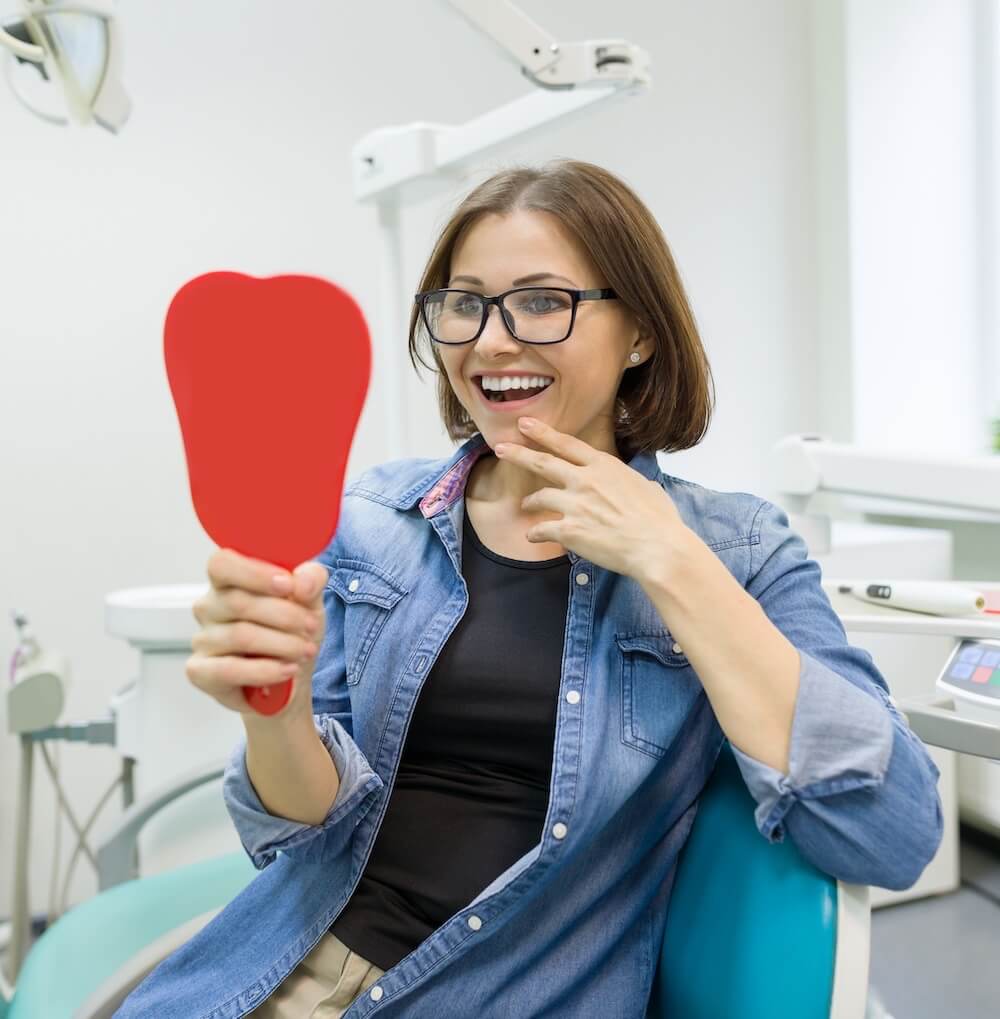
[414, 286, 618, 345]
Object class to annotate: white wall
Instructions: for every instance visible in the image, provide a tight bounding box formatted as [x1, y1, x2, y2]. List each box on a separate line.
[0, 0, 821, 920]
[813, 0, 986, 454]
[808, 0, 999, 580]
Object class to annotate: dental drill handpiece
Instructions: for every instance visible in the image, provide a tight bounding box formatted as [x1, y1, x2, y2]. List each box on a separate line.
[8, 608, 41, 683]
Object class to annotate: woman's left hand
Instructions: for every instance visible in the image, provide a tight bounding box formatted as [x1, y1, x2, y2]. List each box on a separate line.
[493, 417, 695, 586]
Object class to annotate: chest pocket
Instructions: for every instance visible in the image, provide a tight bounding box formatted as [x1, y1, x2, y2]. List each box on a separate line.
[615, 631, 704, 760]
[327, 559, 409, 686]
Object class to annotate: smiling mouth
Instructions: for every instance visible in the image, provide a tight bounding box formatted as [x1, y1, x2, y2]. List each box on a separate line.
[476, 378, 554, 403]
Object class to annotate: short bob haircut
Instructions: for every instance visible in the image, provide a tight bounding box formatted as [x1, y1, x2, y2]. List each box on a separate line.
[408, 159, 715, 461]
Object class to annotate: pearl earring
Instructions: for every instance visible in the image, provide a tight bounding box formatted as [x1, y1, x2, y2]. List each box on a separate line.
[629, 352, 641, 364]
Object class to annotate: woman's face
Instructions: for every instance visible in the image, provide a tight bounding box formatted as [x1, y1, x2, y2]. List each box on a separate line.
[435, 209, 649, 457]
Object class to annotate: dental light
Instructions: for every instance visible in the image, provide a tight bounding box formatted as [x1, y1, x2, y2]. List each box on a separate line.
[0, 0, 129, 132]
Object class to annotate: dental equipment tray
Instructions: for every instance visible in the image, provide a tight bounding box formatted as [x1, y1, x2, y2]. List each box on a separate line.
[823, 578, 1000, 763]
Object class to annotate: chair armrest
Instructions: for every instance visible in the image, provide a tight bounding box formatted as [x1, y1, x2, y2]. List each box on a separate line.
[830, 882, 870, 1019]
[95, 758, 227, 890]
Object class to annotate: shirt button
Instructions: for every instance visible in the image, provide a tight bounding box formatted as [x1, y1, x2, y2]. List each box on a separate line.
[566, 690, 580, 704]
[575, 573, 589, 585]
[467, 914, 483, 931]
[672, 642, 682, 654]
[369, 986, 384, 1001]
[552, 822, 567, 839]
[348, 579, 360, 592]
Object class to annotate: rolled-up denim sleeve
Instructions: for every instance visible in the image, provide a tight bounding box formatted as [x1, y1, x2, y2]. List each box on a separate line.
[223, 714, 384, 870]
[729, 498, 944, 891]
[222, 537, 385, 870]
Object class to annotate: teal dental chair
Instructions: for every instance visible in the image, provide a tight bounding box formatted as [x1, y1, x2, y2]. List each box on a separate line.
[2, 743, 870, 1019]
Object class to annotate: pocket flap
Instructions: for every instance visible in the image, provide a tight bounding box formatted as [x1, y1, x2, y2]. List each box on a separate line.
[328, 559, 409, 609]
[614, 631, 689, 667]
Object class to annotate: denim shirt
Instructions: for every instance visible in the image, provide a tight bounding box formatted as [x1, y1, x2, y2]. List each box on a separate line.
[116, 430, 943, 1019]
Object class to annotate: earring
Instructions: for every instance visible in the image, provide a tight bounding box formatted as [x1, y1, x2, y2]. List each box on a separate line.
[629, 352, 641, 364]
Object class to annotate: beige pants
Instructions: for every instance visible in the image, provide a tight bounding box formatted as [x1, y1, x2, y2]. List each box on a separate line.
[247, 932, 387, 1018]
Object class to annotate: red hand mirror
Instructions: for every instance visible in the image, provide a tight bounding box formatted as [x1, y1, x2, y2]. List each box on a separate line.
[164, 271, 371, 714]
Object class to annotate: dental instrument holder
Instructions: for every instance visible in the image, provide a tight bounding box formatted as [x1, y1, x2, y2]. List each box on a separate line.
[5, 630, 130, 985]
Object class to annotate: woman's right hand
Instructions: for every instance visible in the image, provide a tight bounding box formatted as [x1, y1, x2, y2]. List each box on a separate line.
[187, 548, 329, 720]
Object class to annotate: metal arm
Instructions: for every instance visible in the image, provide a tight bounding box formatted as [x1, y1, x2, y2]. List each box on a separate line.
[95, 758, 227, 891]
[0, 19, 44, 60]
[447, 0, 560, 79]
[447, 0, 649, 89]
[352, 0, 651, 202]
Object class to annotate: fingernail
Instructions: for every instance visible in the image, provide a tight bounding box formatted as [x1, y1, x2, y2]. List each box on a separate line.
[519, 417, 537, 429]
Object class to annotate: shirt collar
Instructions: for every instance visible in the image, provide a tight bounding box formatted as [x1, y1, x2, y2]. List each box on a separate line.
[368, 432, 662, 519]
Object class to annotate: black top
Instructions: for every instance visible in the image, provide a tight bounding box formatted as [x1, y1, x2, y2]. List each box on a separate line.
[329, 501, 570, 971]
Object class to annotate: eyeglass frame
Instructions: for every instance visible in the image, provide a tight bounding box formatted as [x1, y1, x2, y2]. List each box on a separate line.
[413, 286, 618, 345]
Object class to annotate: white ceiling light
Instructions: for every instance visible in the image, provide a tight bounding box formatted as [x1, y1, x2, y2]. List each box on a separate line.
[0, 0, 129, 132]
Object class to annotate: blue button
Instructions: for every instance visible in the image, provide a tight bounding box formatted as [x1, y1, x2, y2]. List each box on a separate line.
[950, 662, 975, 680]
[981, 651, 1000, 668]
[958, 645, 983, 663]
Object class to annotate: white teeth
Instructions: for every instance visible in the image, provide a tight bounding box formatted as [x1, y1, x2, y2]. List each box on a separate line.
[480, 375, 554, 391]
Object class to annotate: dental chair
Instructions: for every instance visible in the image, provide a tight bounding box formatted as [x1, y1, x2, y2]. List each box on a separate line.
[651, 743, 868, 1018]
[3, 741, 868, 1019]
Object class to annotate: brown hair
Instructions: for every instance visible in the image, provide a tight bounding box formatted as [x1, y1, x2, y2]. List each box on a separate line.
[408, 159, 715, 460]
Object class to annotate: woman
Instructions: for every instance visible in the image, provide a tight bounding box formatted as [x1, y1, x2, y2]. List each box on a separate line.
[117, 160, 943, 1018]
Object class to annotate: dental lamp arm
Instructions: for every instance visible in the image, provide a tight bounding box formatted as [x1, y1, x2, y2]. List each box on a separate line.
[447, 0, 560, 79]
[353, 1, 650, 202]
[446, 0, 650, 90]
